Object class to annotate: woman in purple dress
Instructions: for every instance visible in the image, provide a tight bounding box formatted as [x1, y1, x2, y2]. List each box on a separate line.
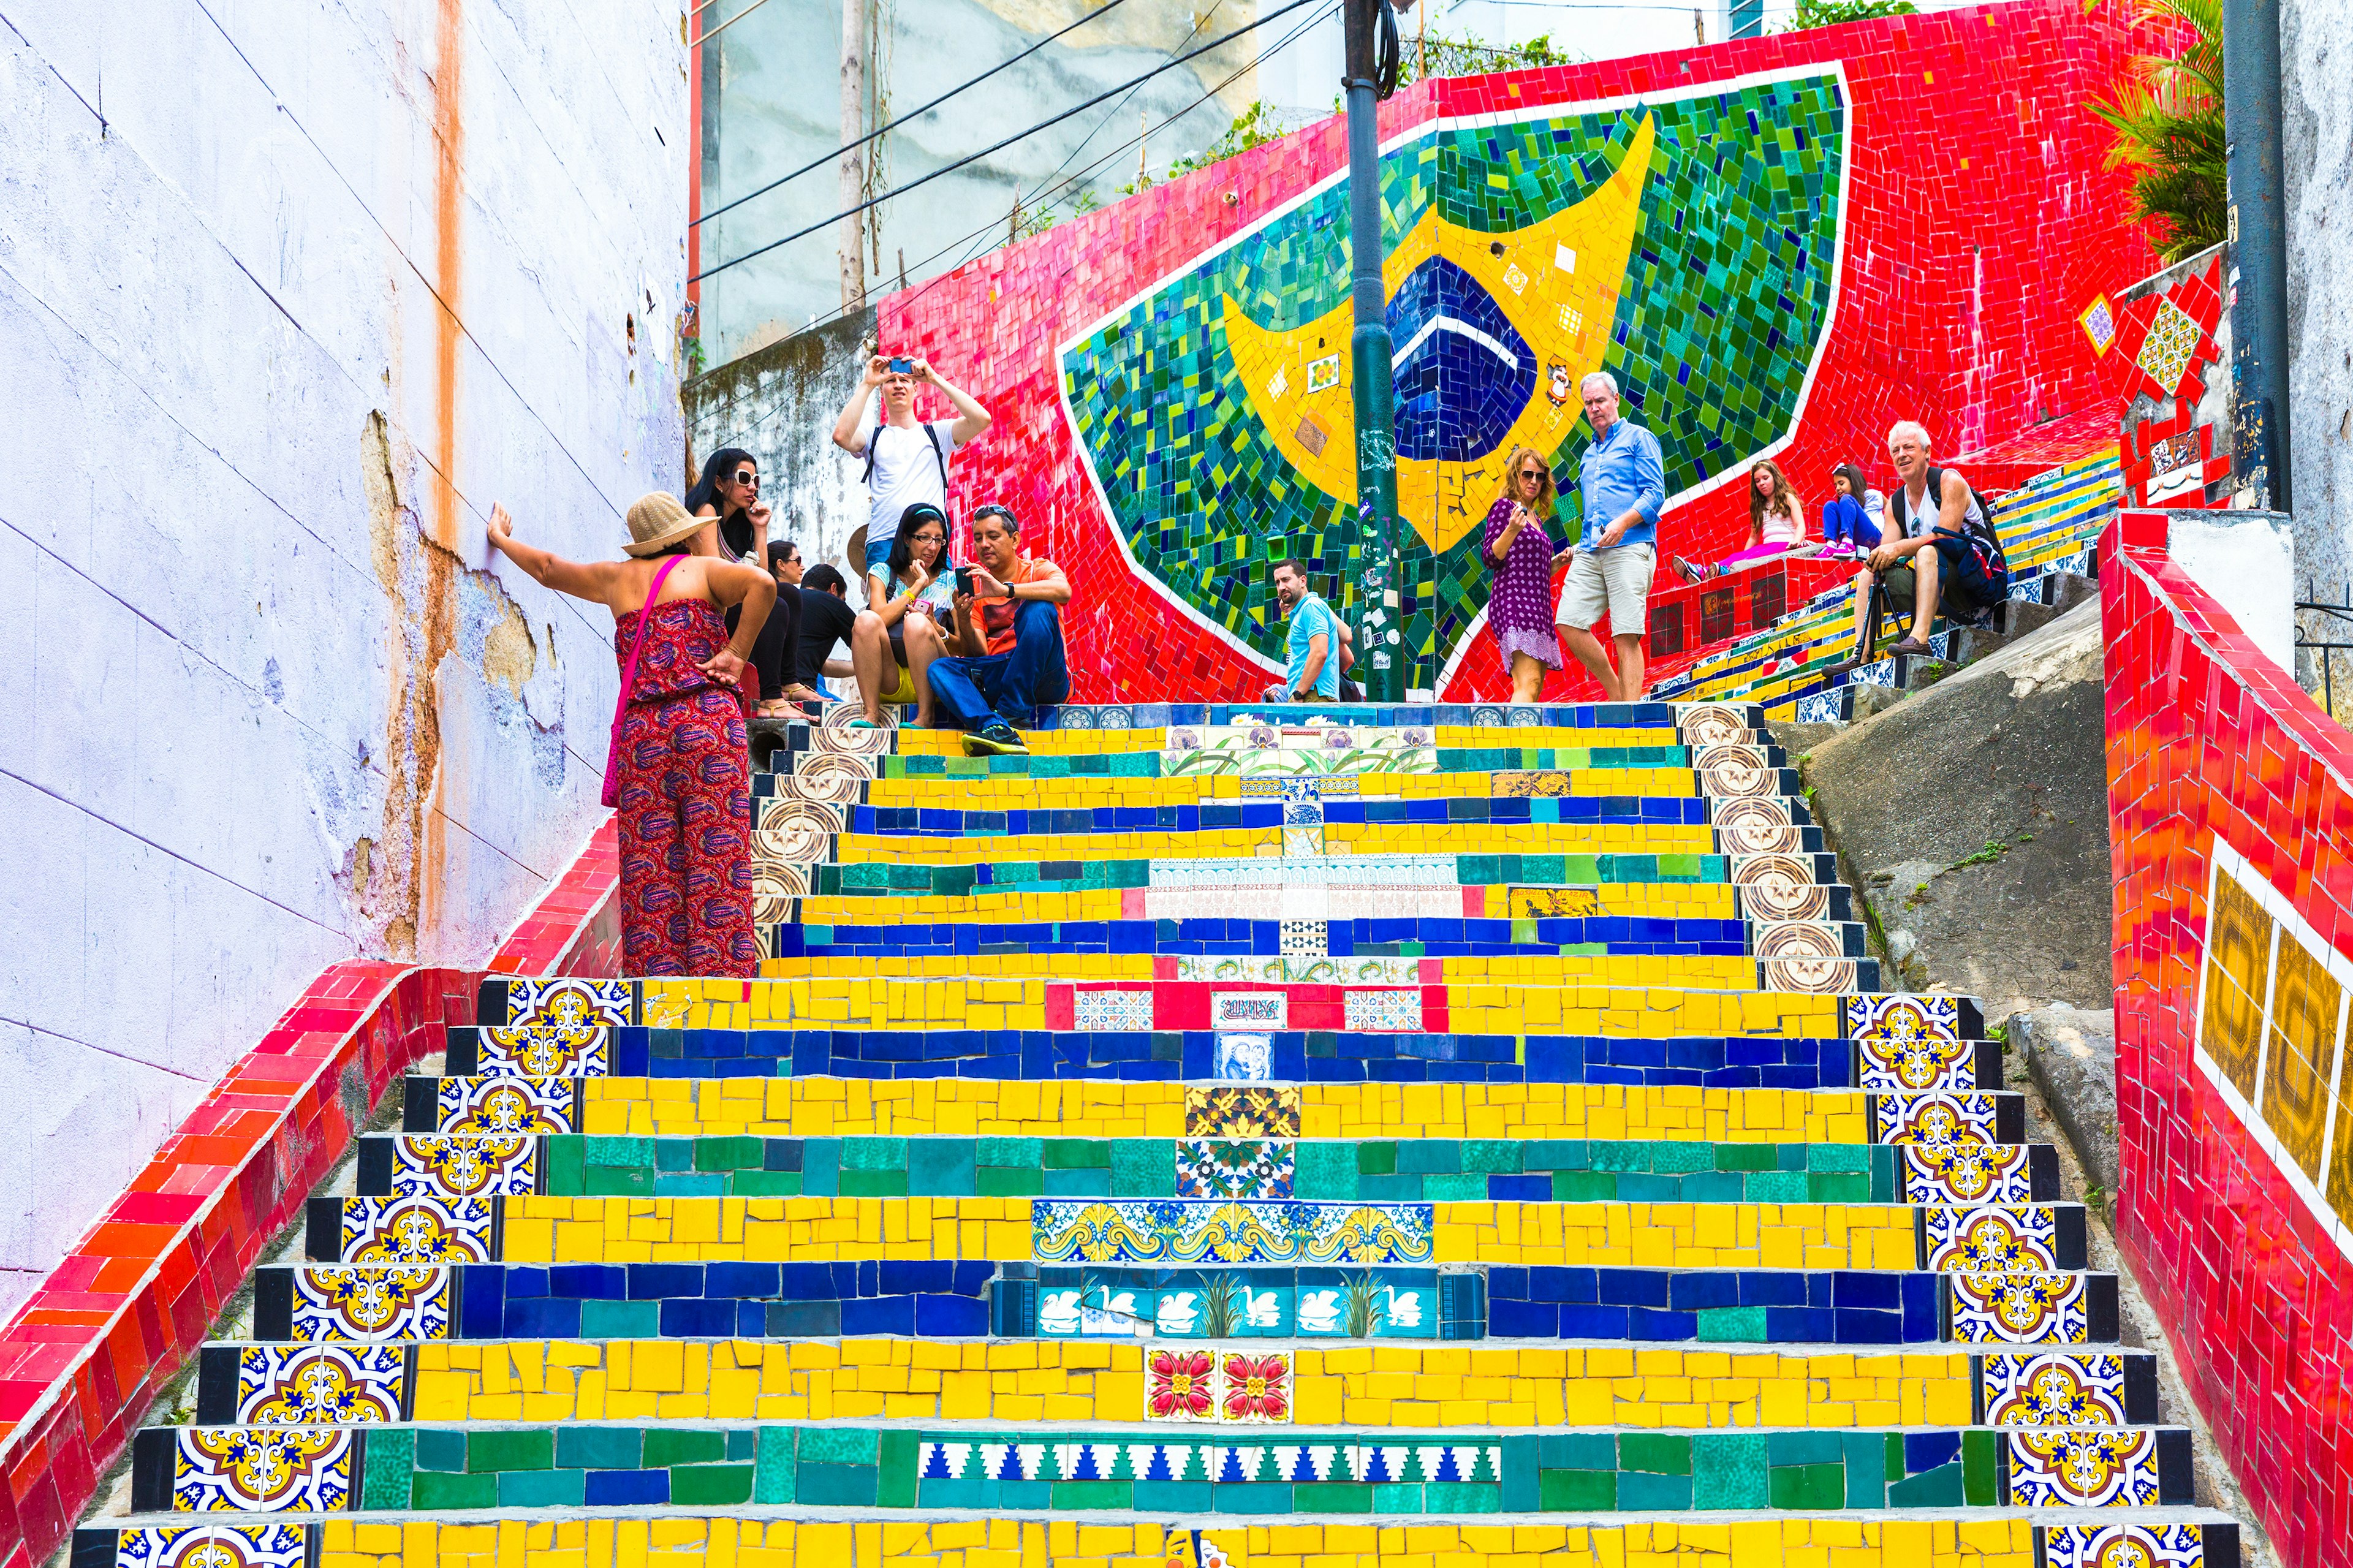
[1479, 445, 1564, 701]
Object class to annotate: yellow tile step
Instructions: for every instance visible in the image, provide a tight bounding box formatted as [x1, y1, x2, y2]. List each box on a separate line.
[321, 1515, 2042, 1568]
[827, 822, 1720, 866]
[577, 1080, 1869, 1142]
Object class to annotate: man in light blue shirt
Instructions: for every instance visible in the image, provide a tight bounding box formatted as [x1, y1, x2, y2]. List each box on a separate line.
[1267, 558, 1342, 701]
[1554, 370, 1666, 700]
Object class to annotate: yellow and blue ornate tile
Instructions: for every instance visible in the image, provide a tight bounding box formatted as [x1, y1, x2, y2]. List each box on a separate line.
[2003, 1427, 2175, 1507]
[1901, 1142, 2039, 1205]
[288, 1265, 450, 1343]
[1926, 1205, 2077, 1271]
[1949, 1273, 2097, 1345]
[1848, 991, 1965, 1043]
[477, 1018, 607, 1078]
[2043, 1524, 2223, 1568]
[1343, 989, 1424, 1032]
[387, 1135, 537, 1199]
[1877, 1091, 2006, 1148]
[169, 1428, 354, 1512]
[112, 1524, 308, 1568]
[503, 975, 629, 1029]
[1032, 1199, 1434, 1265]
[430, 1075, 575, 1135]
[232, 1344, 406, 1424]
[330, 1195, 495, 1267]
[1857, 1030, 1976, 1094]
[1979, 1351, 2148, 1426]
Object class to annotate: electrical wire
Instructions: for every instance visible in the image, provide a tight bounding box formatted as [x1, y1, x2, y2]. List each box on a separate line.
[694, 0, 1136, 229]
[690, 0, 1327, 283]
[704, 1, 1344, 436]
[696, 0, 781, 47]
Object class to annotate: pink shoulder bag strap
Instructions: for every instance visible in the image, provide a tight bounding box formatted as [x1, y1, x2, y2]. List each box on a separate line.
[602, 555, 685, 808]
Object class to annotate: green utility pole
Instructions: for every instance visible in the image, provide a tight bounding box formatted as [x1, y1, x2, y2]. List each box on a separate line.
[1341, 0, 1406, 701]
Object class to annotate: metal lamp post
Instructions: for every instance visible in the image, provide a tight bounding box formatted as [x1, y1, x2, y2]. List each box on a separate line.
[1341, 0, 1406, 702]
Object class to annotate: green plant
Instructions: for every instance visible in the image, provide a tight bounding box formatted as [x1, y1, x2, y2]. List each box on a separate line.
[1202, 1274, 1241, 1340]
[1343, 1273, 1384, 1338]
[2083, 0, 2226, 260]
[1120, 99, 1290, 198]
[1773, 0, 1918, 31]
[1396, 31, 1580, 88]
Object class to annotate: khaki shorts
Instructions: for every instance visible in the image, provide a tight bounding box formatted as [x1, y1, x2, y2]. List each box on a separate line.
[1556, 543, 1656, 635]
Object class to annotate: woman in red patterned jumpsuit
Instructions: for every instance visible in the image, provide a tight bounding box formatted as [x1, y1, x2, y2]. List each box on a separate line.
[487, 494, 775, 976]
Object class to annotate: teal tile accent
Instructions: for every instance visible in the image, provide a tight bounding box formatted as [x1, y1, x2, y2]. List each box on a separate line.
[753, 1429, 797, 1504]
[1691, 1433, 1770, 1509]
[1110, 1138, 1175, 1197]
[670, 1465, 756, 1506]
[413, 1428, 464, 1473]
[797, 1426, 878, 1466]
[580, 1300, 661, 1338]
[499, 1469, 586, 1508]
[841, 1137, 906, 1170]
[556, 1428, 643, 1471]
[360, 1429, 415, 1512]
[468, 1428, 553, 1472]
[795, 1464, 879, 1508]
[877, 1431, 922, 1509]
[643, 1430, 726, 1468]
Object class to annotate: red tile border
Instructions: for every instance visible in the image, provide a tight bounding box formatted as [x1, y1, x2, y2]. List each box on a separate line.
[2105, 510, 2353, 1568]
[0, 820, 620, 1567]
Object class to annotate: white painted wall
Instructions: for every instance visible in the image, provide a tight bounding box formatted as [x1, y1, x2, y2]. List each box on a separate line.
[0, 0, 687, 1317]
[2172, 512, 2298, 674]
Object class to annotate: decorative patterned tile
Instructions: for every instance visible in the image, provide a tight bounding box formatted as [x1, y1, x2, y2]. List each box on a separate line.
[1902, 1142, 2036, 1205]
[1693, 743, 1778, 799]
[1712, 795, 1800, 853]
[170, 1427, 354, 1512]
[1948, 1273, 2094, 1345]
[1035, 1267, 1441, 1339]
[1677, 704, 1752, 745]
[2003, 1427, 2167, 1507]
[1761, 955, 1856, 994]
[1031, 1199, 1434, 1265]
[1927, 1206, 2065, 1271]
[1979, 1352, 2134, 1426]
[1848, 992, 1965, 1043]
[772, 750, 874, 801]
[1278, 920, 1327, 958]
[477, 1020, 607, 1078]
[1176, 1140, 1295, 1200]
[1857, 1031, 1974, 1094]
[1343, 989, 1423, 1032]
[1730, 854, 1830, 922]
[2043, 1524, 2220, 1568]
[752, 797, 846, 865]
[114, 1524, 309, 1568]
[1185, 1087, 1301, 1140]
[1878, 1091, 2003, 1148]
[1143, 1347, 1294, 1424]
[1213, 1032, 1276, 1081]
[504, 976, 629, 1030]
[1072, 989, 1154, 1031]
[431, 1075, 575, 1135]
[2134, 296, 2202, 395]
[1210, 992, 1287, 1031]
[389, 1135, 537, 1199]
[234, 1344, 406, 1425]
[290, 1266, 452, 1342]
[335, 1195, 495, 1266]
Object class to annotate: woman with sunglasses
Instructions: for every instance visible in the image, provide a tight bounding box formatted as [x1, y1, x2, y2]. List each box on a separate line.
[849, 502, 954, 728]
[1479, 444, 1565, 701]
[685, 448, 795, 713]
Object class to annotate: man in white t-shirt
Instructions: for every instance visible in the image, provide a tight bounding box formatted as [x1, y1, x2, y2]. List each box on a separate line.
[830, 353, 992, 575]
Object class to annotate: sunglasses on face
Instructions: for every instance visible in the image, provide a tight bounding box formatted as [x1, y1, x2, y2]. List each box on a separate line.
[733, 470, 758, 487]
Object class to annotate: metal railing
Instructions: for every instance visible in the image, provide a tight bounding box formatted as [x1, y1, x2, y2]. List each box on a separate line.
[2294, 583, 2353, 721]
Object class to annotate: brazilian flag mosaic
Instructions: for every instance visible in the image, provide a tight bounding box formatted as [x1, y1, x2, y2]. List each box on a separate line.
[1061, 69, 1846, 681]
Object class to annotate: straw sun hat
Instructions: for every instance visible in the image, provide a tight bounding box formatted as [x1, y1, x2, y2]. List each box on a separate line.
[624, 493, 706, 557]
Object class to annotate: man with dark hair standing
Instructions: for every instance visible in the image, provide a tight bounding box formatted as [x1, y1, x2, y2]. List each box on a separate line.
[1265, 558, 1343, 702]
[928, 504, 1072, 756]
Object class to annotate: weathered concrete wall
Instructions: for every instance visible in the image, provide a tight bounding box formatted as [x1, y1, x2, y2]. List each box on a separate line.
[686, 307, 876, 585]
[0, 0, 685, 1316]
[2283, 0, 2353, 588]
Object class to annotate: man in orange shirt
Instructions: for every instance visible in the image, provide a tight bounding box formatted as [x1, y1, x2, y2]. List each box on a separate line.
[930, 503, 1074, 756]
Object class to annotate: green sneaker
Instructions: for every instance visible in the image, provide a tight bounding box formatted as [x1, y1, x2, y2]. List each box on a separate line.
[963, 719, 1029, 756]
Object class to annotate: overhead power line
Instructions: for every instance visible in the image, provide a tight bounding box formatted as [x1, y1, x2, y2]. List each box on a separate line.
[689, 0, 1326, 284]
[694, 0, 1135, 229]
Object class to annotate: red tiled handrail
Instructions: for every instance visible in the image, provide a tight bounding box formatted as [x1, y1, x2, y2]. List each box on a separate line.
[0, 820, 620, 1567]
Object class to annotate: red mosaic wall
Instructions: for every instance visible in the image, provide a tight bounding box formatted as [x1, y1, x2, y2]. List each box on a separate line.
[0, 840, 621, 1568]
[882, 0, 2158, 702]
[2102, 248, 2237, 509]
[2105, 509, 2353, 1568]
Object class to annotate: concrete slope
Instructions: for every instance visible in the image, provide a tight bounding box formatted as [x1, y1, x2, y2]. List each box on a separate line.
[1790, 597, 2111, 1017]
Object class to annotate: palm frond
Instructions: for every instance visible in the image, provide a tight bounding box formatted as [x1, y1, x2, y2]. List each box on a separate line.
[2084, 0, 2225, 260]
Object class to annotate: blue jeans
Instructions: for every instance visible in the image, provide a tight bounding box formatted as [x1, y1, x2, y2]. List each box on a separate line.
[928, 599, 1070, 730]
[864, 533, 895, 572]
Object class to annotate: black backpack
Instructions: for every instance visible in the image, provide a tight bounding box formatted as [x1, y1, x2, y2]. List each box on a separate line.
[861, 421, 949, 488]
[1919, 466, 2008, 578]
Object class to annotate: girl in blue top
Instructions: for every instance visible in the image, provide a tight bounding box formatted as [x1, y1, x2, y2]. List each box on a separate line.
[1821, 463, 1884, 559]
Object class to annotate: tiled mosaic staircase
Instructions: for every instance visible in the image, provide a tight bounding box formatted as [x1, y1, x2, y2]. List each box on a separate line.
[79, 700, 2238, 1568]
[1650, 450, 2120, 721]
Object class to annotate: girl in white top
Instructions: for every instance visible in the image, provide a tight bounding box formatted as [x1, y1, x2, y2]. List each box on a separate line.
[848, 501, 955, 729]
[1672, 460, 1815, 583]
